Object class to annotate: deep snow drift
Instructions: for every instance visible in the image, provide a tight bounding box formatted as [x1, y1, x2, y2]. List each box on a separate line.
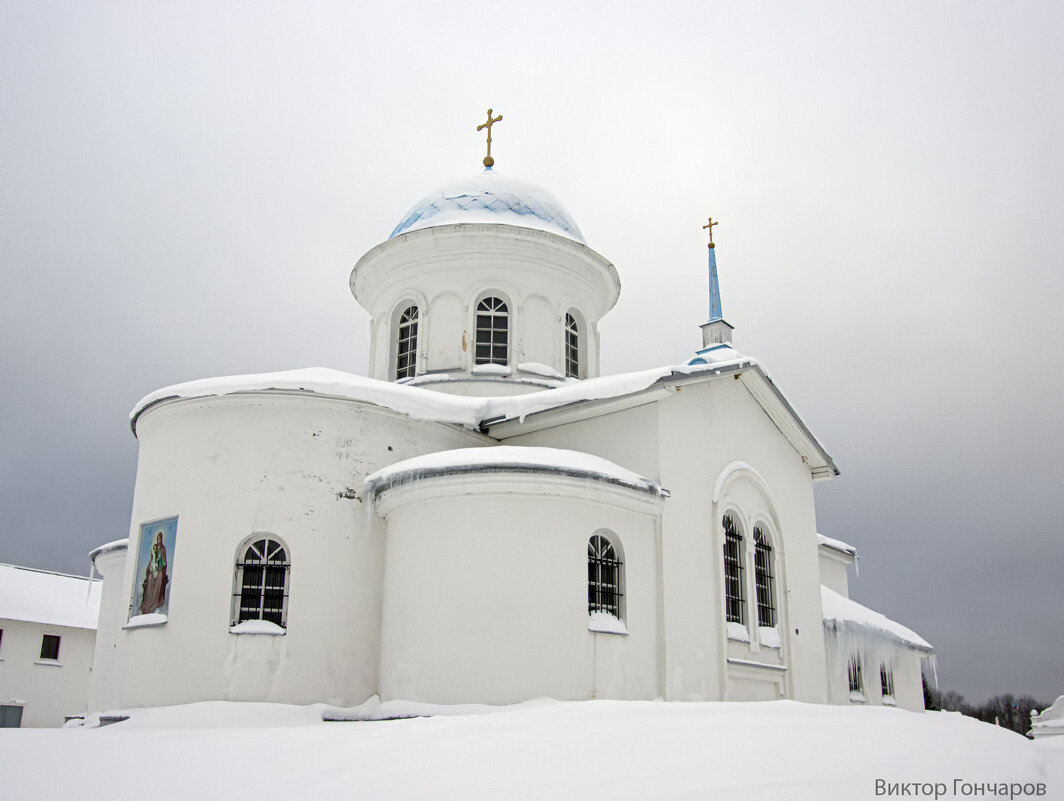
[3, 699, 1061, 800]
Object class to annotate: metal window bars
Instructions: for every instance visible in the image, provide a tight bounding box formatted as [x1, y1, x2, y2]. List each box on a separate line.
[235, 538, 290, 627]
[587, 535, 623, 617]
[753, 526, 776, 628]
[723, 514, 745, 624]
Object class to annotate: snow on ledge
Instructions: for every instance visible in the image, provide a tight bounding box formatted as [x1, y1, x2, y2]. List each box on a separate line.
[365, 446, 666, 499]
[89, 538, 128, 562]
[124, 612, 167, 629]
[817, 533, 857, 558]
[230, 620, 286, 635]
[759, 626, 781, 648]
[518, 362, 565, 379]
[588, 611, 628, 635]
[727, 622, 751, 643]
[470, 363, 512, 377]
[821, 586, 932, 652]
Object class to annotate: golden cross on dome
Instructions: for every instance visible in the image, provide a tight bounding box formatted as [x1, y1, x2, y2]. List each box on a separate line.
[477, 108, 503, 167]
[703, 217, 719, 247]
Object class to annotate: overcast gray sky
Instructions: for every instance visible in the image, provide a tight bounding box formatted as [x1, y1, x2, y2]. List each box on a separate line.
[2, 1, 1062, 705]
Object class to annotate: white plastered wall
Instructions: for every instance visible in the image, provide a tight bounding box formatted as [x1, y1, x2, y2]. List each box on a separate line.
[0, 618, 96, 727]
[818, 548, 853, 598]
[352, 225, 618, 389]
[89, 393, 488, 713]
[500, 374, 830, 703]
[374, 473, 662, 705]
[823, 627, 927, 712]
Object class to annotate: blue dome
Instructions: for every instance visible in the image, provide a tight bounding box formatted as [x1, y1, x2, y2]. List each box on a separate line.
[389, 169, 586, 244]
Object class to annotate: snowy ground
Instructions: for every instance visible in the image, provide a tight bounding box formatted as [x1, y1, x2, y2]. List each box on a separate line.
[3, 699, 1061, 800]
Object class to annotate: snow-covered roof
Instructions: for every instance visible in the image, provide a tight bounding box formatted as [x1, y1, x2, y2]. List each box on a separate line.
[0, 564, 102, 630]
[388, 169, 586, 244]
[817, 533, 857, 558]
[821, 585, 932, 653]
[131, 367, 487, 431]
[128, 350, 838, 480]
[365, 446, 666, 498]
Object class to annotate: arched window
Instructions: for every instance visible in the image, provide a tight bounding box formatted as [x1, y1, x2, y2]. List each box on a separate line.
[587, 534, 623, 618]
[395, 305, 419, 379]
[233, 537, 290, 628]
[722, 513, 745, 624]
[753, 525, 776, 628]
[564, 312, 580, 378]
[475, 296, 509, 365]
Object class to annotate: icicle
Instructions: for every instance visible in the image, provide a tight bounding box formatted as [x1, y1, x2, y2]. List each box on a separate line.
[922, 653, 939, 690]
[86, 557, 97, 605]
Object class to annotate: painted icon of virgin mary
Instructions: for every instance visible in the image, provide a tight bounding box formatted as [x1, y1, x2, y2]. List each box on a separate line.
[139, 530, 169, 615]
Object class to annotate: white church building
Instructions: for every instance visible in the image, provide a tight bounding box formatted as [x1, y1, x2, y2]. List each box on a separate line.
[87, 135, 933, 717]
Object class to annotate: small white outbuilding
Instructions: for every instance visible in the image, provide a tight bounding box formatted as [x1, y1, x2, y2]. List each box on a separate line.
[86, 158, 933, 714]
[0, 564, 101, 727]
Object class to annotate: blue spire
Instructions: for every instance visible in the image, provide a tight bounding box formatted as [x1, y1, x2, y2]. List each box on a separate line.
[707, 242, 723, 322]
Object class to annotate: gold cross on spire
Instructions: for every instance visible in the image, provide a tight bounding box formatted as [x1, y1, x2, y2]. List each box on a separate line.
[703, 217, 719, 248]
[477, 108, 503, 167]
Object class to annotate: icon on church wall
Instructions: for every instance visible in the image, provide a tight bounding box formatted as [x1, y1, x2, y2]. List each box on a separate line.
[130, 516, 177, 620]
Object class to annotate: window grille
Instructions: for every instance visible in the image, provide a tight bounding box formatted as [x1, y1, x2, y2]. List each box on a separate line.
[848, 653, 864, 693]
[234, 537, 290, 627]
[587, 534, 623, 617]
[475, 296, 509, 365]
[39, 634, 60, 661]
[753, 526, 776, 628]
[564, 313, 580, 378]
[395, 306, 419, 379]
[880, 664, 895, 698]
[722, 514, 745, 624]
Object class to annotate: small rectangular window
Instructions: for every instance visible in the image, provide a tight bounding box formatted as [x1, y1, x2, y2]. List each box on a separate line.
[848, 653, 863, 693]
[40, 634, 60, 661]
[880, 664, 895, 698]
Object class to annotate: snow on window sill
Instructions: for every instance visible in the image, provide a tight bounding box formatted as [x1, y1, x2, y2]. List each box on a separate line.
[849, 691, 866, 703]
[471, 364, 512, 377]
[35, 659, 62, 667]
[124, 613, 168, 629]
[727, 621, 751, 643]
[517, 362, 564, 379]
[588, 611, 628, 635]
[758, 626, 781, 648]
[230, 620, 286, 636]
[882, 695, 896, 706]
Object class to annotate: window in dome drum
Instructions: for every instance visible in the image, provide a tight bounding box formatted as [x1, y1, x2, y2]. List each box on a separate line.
[395, 306, 419, 379]
[475, 297, 509, 366]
